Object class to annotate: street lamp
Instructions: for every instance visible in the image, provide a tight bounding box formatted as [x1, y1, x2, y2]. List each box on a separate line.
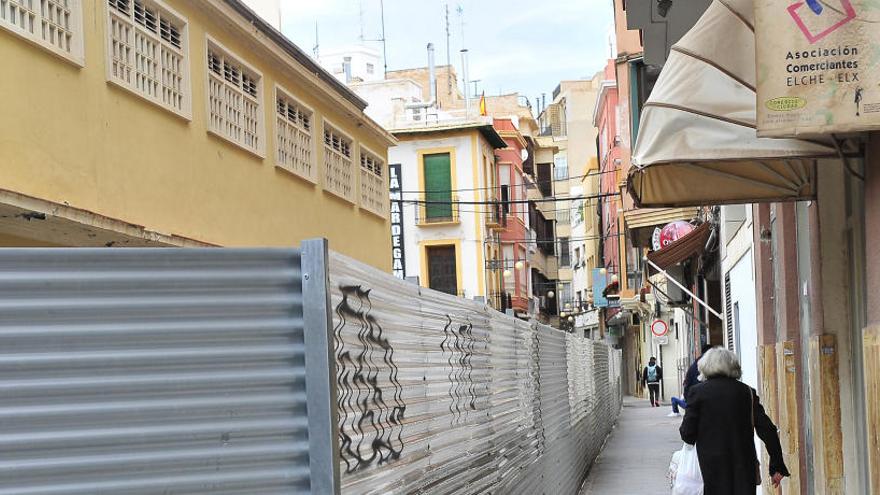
[514, 261, 525, 270]
[560, 311, 567, 318]
[503, 269, 512, 278]
[611, 274, 619, 283]
[599, 268, 607, 275]
[565, 302, 572, 310]
[568, 316, 574, 323]
[547, 290, 555, 299]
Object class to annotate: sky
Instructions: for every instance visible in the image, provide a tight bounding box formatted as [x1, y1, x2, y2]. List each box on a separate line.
[279, 0, 615, 103]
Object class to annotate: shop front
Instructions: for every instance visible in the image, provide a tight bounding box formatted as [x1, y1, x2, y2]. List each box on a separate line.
[626, 1, 875, 493]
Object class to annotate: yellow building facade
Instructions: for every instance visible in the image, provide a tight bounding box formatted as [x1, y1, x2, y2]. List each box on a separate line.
[0, 0, 396, 270]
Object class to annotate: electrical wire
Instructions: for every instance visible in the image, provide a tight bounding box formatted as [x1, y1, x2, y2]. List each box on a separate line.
[398, 167, 622, 194]
[398, 191, 620, 206]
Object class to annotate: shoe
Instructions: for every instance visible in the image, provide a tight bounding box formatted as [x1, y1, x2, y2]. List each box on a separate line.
[667, 412, 681, 417]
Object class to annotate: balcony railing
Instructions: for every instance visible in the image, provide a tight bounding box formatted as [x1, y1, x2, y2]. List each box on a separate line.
[416, 194, 460, 225]
[484, 201, 507, 229]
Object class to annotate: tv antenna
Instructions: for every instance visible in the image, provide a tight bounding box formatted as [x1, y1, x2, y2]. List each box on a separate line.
[313, 21, 319, 59]
[360, 0, 389, 75]
[445, 3, 452, 96]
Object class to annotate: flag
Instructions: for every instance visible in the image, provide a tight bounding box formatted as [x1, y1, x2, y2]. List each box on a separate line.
[479, 91, 487, 116]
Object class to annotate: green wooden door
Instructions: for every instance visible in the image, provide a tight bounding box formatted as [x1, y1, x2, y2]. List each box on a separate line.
[423, 153, 452, 220]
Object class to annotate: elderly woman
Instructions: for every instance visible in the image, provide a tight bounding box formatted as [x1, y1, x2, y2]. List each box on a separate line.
[679, 348, 789, 494]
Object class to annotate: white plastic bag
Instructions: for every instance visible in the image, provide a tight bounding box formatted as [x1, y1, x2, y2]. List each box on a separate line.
[672, 443, 703, 495]
[667, 448, 682, 488]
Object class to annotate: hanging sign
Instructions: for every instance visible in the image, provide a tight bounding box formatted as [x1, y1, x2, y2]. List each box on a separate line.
[658, 221, 693, 249]
[651, 319, 669, 337]
[389, 164, 406, 279]
[756, 0, 880, 137]
[651, 227, 662, 252]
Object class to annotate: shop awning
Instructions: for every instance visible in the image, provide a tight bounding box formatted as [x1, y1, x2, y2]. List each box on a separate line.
[627, 0, 835, 208]
[624, 206, 700, 247]
[646, 222, 711, 271]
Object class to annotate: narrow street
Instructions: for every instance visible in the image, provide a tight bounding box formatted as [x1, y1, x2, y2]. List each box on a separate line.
[580, 396, 682, 495]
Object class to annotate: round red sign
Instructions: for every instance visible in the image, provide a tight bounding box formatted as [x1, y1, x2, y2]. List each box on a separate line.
[651, 319, 669, 337]
[658, 221, 694, 249]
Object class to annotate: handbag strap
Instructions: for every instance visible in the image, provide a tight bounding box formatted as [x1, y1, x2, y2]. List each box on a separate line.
[747, 383, 755, 430]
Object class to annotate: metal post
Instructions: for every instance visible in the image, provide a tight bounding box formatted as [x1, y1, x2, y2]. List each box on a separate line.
[645, 258, 723, 320]
[301, 239, 341, 495]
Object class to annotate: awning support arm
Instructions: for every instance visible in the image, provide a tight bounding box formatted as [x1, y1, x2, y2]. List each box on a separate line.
[645, 258, 723, 320]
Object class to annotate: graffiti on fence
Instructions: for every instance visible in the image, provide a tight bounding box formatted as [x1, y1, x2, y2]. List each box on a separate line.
[530, 331, 546, 455]
[440, 315, 478, 425]
[334, 285, 406, 473]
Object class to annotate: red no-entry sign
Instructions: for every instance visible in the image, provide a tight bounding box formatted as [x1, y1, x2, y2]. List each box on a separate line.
[651, 319, 668, 337]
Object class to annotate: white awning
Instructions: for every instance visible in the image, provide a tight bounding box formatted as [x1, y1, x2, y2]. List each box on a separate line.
[627, 0, 835, 208]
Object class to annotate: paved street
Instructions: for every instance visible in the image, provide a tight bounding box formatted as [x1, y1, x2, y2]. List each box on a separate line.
[579, 396, 683, 495]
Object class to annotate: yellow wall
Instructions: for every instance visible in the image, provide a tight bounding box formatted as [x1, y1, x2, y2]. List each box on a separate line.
[0, 0, 393, 270]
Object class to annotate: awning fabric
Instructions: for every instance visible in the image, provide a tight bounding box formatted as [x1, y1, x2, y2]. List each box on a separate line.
[646, 222, 712, 271]
[627, 0, 835, 208]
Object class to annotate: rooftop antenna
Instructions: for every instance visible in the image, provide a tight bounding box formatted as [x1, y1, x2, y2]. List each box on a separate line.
[445, 3, 452, 97]
[313, 21, 319, 59]
[457, 4, 465, 46]
[361, 0, 389, 76]
[358, 0, 365, 42]
[380, 0, 387, 75]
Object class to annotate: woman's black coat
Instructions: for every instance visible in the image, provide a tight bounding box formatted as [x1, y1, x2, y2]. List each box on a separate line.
[679, 377, 790, 495]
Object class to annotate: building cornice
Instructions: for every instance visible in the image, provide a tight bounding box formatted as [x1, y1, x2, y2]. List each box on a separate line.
[215, 0, 397, 146]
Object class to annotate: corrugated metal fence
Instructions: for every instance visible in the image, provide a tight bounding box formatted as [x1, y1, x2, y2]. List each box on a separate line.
[0, 244, 338, 495]
[329, 253, 623, 495]
[0, 242, 621, 494]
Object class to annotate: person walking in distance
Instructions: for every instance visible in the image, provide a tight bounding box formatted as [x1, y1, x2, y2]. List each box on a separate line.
[668, 344, 715, 417]
[642, 357, 663, 407]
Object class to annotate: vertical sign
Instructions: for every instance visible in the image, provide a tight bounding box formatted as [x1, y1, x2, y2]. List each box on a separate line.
[592, 268, 609, 308]
[756, 0, 880, 136]
[389, 164, 406, 279]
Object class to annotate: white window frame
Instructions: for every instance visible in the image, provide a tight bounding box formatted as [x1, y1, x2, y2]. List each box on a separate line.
[274, 84, 316, 183]
[104, 0, 191, 119]
[358, 144, 387, 218]
[0, 0, 85, 65]
[205, 35, 265, 157]
[322, 118, 356, 203]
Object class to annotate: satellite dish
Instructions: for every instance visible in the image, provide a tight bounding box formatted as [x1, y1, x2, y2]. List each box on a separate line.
[520, 149, 529, 161]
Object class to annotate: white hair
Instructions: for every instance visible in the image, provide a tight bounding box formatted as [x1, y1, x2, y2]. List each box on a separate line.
[697, 348, 742, 381]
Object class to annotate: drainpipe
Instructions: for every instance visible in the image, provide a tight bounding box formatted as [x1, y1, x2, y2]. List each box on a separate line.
[461, 49, 470, 117]
[405, 43, 437, 111]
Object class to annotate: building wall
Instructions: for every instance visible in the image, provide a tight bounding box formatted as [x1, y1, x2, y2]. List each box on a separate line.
[320, 45, 384, 84]
[0, 0, 394, 269]
[391, 132, 492, 300]
[352, 78, 424, 128]
[385, 65, 465, 110]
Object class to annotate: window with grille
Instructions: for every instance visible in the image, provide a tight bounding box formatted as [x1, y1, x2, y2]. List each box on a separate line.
[0, 0, 84, 64]
[275, 87, 314, 182]
[323, 122, 355, 201]
[207, 38, 264, 155]
[359, 146, 386, 217]
[107, 0, 189, 117]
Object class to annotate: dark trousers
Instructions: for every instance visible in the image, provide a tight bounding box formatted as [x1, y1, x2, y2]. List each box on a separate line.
[647, 383, 660, 405]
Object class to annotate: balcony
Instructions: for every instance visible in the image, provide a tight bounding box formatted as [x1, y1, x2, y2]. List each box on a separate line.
[484, 201, 507, 230]
[416, 194, 460, 226]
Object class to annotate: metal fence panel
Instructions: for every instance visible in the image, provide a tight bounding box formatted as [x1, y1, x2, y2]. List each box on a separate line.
[329, 253, 622, 495]
[0, 247, 327, 495]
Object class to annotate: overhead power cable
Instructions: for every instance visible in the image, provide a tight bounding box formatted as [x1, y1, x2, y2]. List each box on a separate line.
[398, 191, 620, 206]
[398, 167, 622, 194]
